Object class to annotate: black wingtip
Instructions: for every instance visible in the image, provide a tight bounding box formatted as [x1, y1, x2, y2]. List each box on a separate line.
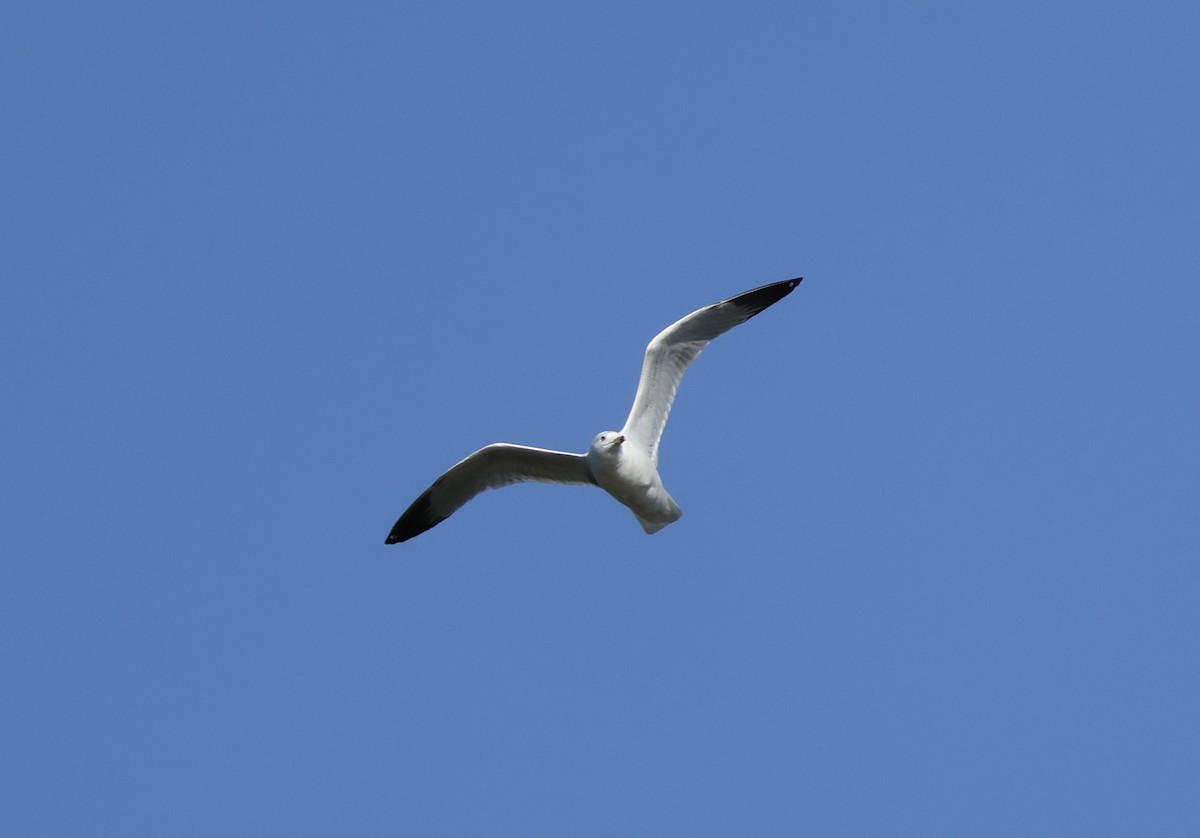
[385, 488, 447, 544]
[729, 276, 803, 319]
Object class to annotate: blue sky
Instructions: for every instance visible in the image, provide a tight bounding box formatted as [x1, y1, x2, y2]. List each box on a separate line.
[3, 2, 1198, 835]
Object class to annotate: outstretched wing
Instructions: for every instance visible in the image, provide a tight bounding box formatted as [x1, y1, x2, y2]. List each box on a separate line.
[386, 444, 596, 543]
[621, 277, 801, 464]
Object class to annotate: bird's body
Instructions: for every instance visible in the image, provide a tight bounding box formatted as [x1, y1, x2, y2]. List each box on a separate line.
[386, 277, 801, 544]
[586, 431, 681, 534]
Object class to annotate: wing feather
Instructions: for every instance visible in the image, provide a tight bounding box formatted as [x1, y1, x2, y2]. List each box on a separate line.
[386, 444, 596, 543]
[621, 277, 801, 463]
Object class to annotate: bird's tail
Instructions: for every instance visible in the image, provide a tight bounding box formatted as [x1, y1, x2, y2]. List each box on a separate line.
[633, 495, 682, 534]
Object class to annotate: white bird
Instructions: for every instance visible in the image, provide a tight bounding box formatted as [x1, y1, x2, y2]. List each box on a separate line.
[386, 277, 802, 544]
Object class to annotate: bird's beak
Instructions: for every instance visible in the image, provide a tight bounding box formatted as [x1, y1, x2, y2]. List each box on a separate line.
[612, 435, 625, 446]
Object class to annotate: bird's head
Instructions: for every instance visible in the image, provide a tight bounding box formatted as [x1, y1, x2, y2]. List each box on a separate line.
[590, 431, 625, 456]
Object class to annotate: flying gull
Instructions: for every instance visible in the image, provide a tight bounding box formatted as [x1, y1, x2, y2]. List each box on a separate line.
[386, 277, 802, 543]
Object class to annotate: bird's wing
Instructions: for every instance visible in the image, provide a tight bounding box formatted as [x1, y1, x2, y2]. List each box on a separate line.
[621, 277, 801, 464]
[386, 443, 596, 543]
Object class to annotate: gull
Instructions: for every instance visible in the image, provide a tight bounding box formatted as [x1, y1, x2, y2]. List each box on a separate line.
[386, 277, 802, 544]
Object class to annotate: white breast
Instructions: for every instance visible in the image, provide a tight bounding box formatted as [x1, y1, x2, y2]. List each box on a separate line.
[588, 441, 682, 534]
